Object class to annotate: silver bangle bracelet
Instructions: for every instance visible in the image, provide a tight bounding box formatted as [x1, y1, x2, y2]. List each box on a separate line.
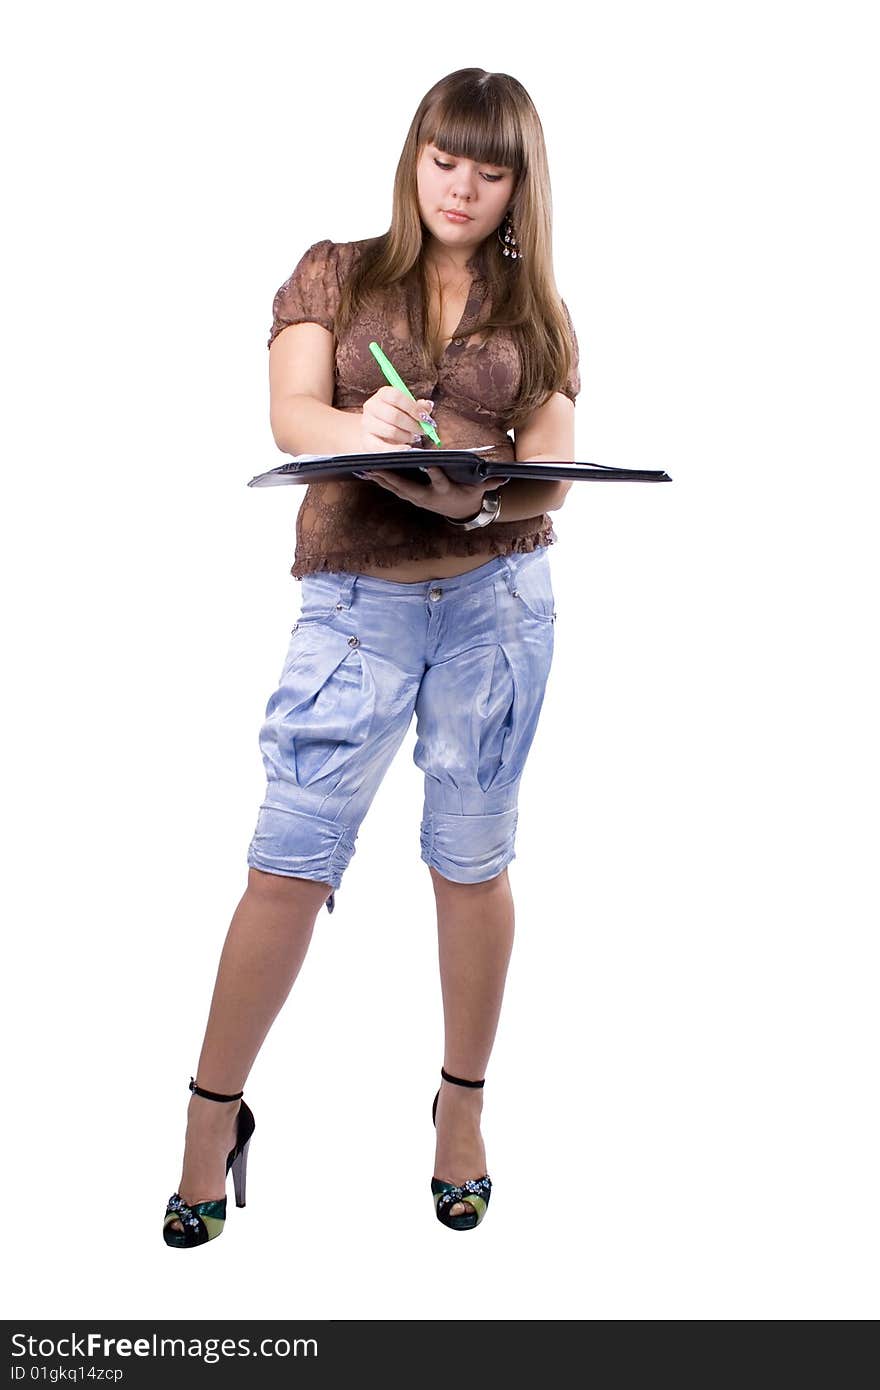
[443, 488, 503, 530]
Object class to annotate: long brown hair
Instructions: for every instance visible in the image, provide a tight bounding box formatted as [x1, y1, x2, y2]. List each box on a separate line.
[335, 68, 575, 430]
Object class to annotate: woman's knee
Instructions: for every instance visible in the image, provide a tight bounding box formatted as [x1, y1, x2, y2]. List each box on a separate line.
[428, 864, 510, 896]
[246, 865, 334, 908]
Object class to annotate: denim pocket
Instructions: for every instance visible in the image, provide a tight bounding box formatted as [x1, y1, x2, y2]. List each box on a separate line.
[505, 552, 556, 624]
[292, 576, 345, 630]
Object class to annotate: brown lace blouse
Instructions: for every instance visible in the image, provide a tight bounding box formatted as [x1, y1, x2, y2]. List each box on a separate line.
[268, 239, 580, 578]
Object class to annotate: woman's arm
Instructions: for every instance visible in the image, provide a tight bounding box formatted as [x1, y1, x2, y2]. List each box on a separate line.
[500, 390, 576, 519]
[268, 323, 363, 455]
[269, 322, 434, 457]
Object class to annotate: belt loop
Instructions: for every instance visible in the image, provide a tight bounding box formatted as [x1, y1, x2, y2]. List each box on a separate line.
[335, 573, 357, 610]
[497, 554, 517, 595]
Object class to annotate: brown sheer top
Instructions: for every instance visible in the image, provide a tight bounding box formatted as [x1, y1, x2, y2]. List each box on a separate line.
[268, 239, 580, 578]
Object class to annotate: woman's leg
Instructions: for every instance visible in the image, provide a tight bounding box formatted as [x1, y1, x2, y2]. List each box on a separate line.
[167, 866, 330, 1234]
[430, 864, 515, 1217]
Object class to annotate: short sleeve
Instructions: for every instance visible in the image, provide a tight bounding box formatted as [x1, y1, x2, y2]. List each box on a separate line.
[559, 299, 581, 403]
[267, 240, 342, 349]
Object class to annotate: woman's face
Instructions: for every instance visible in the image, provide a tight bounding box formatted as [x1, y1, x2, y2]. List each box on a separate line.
[416, 141, 515, 261]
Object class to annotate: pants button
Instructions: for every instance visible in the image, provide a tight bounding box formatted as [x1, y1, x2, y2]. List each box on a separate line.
[348, 634, 360, 646]
[429, 587, 442, 602]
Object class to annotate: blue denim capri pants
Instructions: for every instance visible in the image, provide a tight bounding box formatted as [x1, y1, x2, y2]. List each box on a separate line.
[246, 545, 556, 912]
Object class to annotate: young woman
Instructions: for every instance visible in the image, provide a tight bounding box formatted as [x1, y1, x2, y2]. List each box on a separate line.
[163, 67, 579, 1245]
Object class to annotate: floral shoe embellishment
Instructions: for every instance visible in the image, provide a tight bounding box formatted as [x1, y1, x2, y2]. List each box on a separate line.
[165, 1192, 203, 1232]
[436, 1175, 492, 1208]
[164, 1191, 228, 1243]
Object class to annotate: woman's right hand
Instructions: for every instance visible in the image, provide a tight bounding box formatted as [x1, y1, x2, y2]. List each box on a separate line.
[359, 386, 435, 452]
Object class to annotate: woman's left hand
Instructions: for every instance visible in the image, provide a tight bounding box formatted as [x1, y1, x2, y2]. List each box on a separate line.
[352, 466, 509, 520]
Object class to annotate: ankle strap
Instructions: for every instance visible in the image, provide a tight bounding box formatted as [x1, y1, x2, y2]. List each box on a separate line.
[441, 1067, 485, 1089]
[189, 1076, 244, 1102]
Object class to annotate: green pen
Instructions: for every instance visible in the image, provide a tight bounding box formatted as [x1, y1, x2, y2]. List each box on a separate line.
[368, 340, 442, 448]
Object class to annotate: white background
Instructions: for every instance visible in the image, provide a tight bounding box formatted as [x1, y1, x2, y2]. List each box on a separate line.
[3, 0, 877, 1321]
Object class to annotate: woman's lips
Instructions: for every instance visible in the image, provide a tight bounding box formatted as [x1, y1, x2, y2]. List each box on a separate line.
[443, 210, 472, 223]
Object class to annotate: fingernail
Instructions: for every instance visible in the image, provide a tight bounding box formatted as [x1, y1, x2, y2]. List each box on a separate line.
[418, 413, 437, 427]
[353, 470, 367, 478]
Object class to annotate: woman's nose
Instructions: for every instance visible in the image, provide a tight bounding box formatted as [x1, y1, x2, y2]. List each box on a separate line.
[449, 170, 478, 200]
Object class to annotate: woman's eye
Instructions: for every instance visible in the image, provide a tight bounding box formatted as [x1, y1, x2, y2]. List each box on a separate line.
[433, 157, 504, 182]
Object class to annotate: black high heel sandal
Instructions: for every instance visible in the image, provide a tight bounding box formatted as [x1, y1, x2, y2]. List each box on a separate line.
[163, 1077, 256, 1248]
[431, 1067, 492, 1231]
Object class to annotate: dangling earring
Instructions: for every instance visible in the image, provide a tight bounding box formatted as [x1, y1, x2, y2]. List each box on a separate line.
[497, 212, 522, 261]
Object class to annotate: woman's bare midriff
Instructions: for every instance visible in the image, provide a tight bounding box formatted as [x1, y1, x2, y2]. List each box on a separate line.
[353, 553, 500, 583]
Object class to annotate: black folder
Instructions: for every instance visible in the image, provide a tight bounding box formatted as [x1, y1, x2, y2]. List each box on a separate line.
[247, 446, 672, 488]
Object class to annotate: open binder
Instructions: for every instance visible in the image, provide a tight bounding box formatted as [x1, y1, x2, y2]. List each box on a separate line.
[247, 446, 672, 488]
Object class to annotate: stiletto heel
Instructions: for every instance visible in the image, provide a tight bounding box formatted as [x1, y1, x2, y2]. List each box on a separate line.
[163, 1077, 256, 1248]
[431, 1066, 492, 1231]
[230, 1135, 251, 1207]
